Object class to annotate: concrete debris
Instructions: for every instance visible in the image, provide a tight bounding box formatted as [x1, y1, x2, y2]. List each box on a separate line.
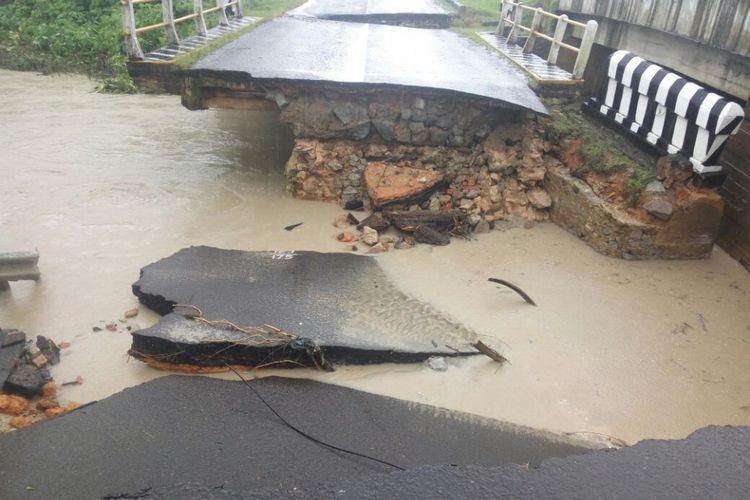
[2, 335, 59, 398]
[0, 329, 26, 388]
[361, 226, 379, 246]
[0, 394, 29, 415]
[367, 242, 388, 254]
[129, 247, 481, 371]
[414, 225, 450, 246]
[394, 236, 416, 249]
[5, 364, 51, 398]
[357, 212, 390, 232]
[427, 356, 448, 371]
[336, 231, 358, 242]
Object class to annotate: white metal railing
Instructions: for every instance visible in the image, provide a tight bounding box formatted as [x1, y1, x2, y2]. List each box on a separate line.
[122, 0, 244, 60]
[495, 0, 597, 80]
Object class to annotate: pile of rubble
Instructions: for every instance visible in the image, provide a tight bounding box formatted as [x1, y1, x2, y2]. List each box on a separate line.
[0, 329, 79, 430]
[332, 208, 472, 252]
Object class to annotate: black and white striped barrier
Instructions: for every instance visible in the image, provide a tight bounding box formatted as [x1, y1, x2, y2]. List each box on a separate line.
[583, 50, 745, 175]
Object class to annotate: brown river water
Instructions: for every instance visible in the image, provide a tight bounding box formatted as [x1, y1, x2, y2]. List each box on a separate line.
[1, 69, 749, 444]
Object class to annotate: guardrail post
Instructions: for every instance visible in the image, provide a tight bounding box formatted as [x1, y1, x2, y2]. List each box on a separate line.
[495, 0, 507, 35]
[217, 0, 229, 25]
[122, 0, 144, 59]
[572, 19, 598, 79]
[507, 2, 521, 44]
[547, 14, 568, 64]
[162, 0, 180, 46]
[522, 7, 542, 53]
[194, 0, 208, 36]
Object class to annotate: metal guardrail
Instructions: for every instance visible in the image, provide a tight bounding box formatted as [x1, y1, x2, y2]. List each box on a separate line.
[0, 251, 40, 289]
[495, 0, 597, 79]
[122, 0, 244, 60]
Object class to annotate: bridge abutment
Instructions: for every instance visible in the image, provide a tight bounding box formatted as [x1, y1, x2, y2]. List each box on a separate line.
[184, 74, 725, 260]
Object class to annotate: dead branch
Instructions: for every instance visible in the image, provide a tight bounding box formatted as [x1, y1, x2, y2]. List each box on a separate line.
[487, 278, 537, 306]
[473, 340, 509, 364]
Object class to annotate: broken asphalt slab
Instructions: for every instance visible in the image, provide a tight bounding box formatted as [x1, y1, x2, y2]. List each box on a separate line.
[289, 0, 452, 28]
[188, 16, 547, 114]
[0, 376, 593, 499]
[276, 426, 750, 500]
[130, 246, 480, 369]
[0, 329, 26, 388]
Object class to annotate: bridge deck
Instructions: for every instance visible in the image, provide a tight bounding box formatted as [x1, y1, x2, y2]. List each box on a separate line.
[189, 16, 547, 114]
[289, 0, 449, 18]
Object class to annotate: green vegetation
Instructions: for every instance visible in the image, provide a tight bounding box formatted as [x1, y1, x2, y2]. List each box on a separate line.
[0, 0, 133, 91]
[547, 108, 655, 202]
[245, 0, 305, 17]
[451, 0, 560, 30]
[0, 0, 303, 92]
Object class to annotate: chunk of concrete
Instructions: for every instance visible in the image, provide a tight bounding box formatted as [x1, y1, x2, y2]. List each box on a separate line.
[130, 247, 479, 370]
[0, 329, 26, 388]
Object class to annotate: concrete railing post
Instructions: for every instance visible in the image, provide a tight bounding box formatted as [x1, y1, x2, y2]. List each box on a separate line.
[522, 7, 542, 53]
[217, 0, 230, 25]
[548, 14, 568, 64]
[234, 0, 243, 18]
[508, 2, 521, 44]
[573, 19, 598, 79]
[162, 0, 180, 46]
[194, 0, 208, 36]
[122, 0, 144, 59]
[495, 0, 508, 35]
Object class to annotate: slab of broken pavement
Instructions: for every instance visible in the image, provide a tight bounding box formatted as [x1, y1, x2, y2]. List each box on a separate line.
[1, 1, 749, 498]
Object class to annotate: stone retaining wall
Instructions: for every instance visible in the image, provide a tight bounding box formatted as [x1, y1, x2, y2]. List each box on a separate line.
[546, 167, 723, 259]
[278, 88, 502, 147]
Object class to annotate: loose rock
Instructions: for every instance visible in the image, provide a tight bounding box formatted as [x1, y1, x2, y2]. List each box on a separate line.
[337, 231, 358, 242]
[414, 225, 451, 246]
[364, 162, 444, 208]
[0, 394, 29, 415]
[4, 364, 51, 398]
[644, 198, 674, 221]
[346, 213, 360, 225]
[474, 220, 491, 234]
[357, 212, 390, 232]
[527, 189, 552, 209]
[427, 356, 448, 371]
[41, 382, 56, 398]
[361, 226, 379, 246]
[333, 214, 351, 228]
[124, 308, 139, 319]
[394, 236, 416, 250]
[367, 243, 388, 254]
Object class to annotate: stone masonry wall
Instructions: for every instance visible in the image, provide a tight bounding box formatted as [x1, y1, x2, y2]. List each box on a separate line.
[279, 88, 500, 147]
[285, 115, 555, 226]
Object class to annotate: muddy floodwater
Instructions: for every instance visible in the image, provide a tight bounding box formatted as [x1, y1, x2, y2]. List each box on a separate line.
[1, 70, 749, 444]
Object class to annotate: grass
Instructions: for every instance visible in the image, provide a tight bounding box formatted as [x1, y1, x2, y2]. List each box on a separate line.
[546, 107, 655, 201]
[0, 0, 304, 93]
[245, 0, 306, 17]
[451, 0, 560, 30]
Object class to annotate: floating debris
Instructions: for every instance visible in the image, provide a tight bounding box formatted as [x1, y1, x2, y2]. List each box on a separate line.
[488, 278, 537, 306]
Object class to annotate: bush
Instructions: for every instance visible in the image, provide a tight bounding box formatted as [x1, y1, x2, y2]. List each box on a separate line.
[0, 0, 138, 91]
